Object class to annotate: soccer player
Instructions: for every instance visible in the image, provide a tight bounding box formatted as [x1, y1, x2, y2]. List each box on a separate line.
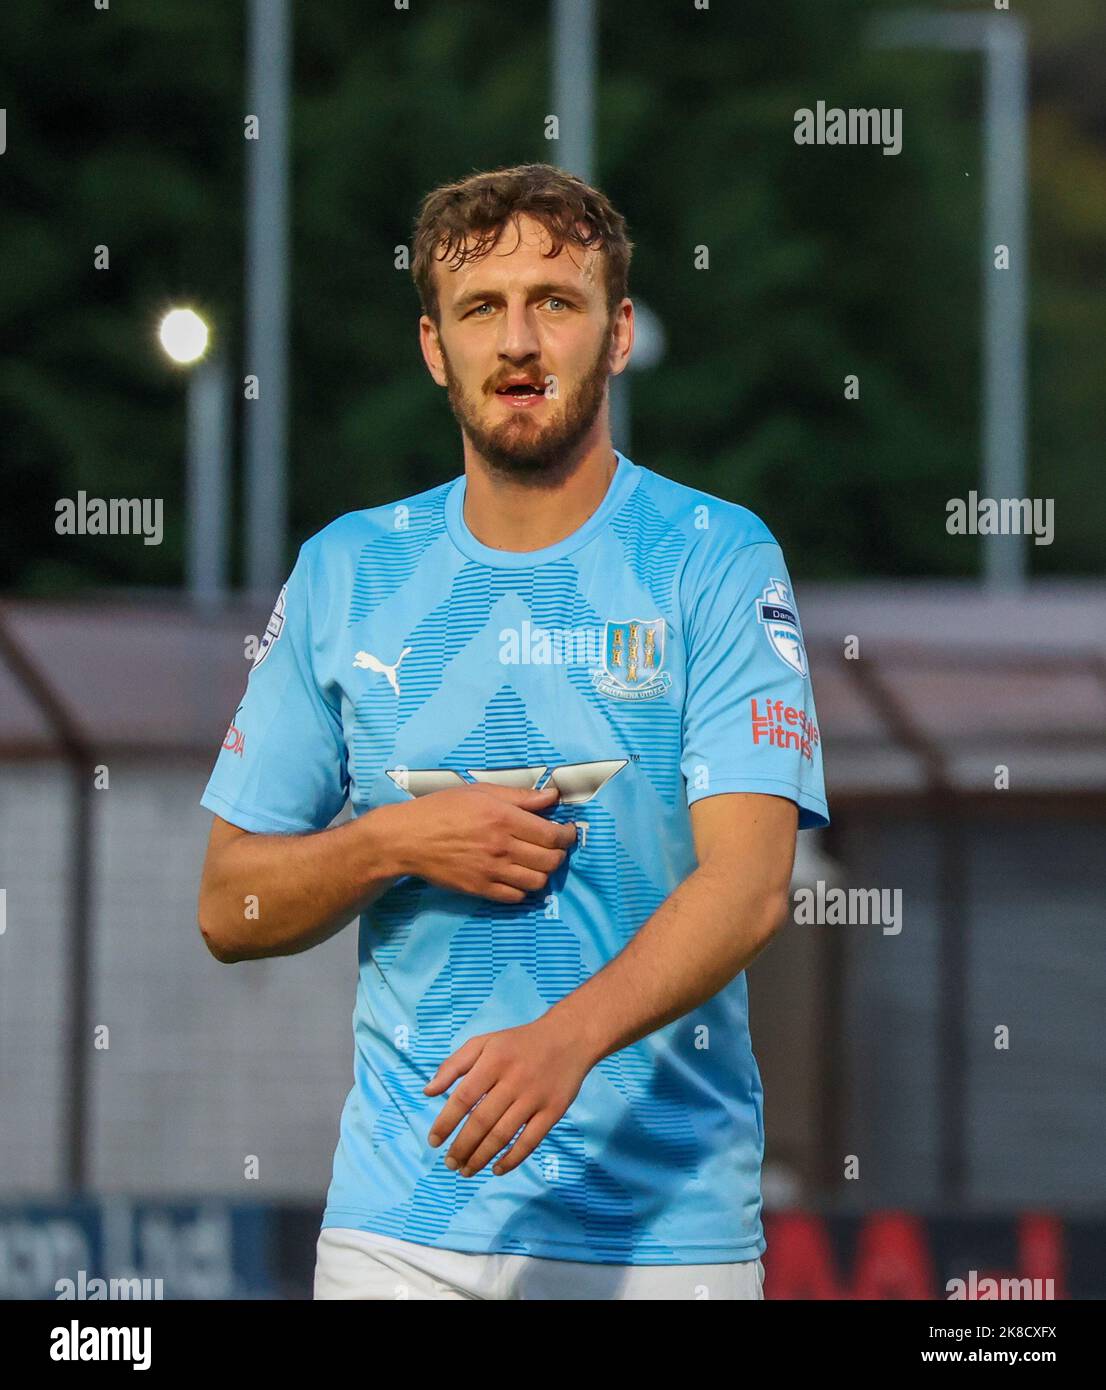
[197, 163, 828, 1301]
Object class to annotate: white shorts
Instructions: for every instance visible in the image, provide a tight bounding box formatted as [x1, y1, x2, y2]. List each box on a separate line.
[314, 1227, 766, 1301]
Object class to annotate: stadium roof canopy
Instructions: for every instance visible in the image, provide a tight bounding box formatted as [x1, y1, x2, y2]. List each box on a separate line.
[1, 581, 1104, 805]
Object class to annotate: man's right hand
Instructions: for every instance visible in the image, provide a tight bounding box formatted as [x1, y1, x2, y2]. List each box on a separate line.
[396, 783, 578, 903]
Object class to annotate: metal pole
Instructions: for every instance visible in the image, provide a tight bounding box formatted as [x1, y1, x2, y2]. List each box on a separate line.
[244, 0, 292, 596]
[869, 11, 1029, 591]
[67, 766, 92, 1195]
[186, 353, 231, 608]
[0, 613, 94, 1195]
[982, 23, 1029, 591]
[936, 793, 969, 1204]
[551, 0, 633, 451]
[552, 0, 596, 181]
[839, 643, 970, 1208]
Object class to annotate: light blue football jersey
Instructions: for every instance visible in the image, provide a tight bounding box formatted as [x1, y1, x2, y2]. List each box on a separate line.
[200, 449, 828, 1264]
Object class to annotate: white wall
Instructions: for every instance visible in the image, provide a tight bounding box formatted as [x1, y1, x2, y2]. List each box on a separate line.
[0, 762, 357, 1199]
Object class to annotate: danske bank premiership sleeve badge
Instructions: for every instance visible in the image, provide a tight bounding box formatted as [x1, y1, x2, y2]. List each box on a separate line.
[757, 579, 808, 678]
[252, 584, 287, 669]
[593, 617, 672, 701]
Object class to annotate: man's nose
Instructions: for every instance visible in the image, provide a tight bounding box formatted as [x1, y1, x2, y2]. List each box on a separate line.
[498, 300, 542, 361]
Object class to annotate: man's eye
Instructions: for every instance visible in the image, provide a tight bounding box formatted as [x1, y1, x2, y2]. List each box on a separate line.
[471, 303, 493, 316]
[546, 298, 567, 311]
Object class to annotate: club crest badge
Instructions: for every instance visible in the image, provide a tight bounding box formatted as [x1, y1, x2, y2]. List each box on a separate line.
[757, 579, 808, 678]
[252, 584, 287, 669]
[593, 617, 672, 701]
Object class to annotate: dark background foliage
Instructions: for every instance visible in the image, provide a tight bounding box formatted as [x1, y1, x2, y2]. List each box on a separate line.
[1, 0, 1102, 592]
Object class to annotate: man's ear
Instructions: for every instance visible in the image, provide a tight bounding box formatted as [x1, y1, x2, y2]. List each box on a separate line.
[607, 298, 634, 379]
[418, 313, 448, 388]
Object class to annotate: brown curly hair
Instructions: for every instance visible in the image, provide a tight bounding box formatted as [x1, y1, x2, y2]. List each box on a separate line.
[411, 163, 633, 326]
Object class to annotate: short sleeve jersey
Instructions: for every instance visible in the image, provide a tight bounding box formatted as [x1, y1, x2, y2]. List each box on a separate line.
[200, 450, 829, 1264]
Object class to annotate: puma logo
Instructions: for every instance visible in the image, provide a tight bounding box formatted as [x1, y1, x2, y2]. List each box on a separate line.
[353, 647, 412, 695]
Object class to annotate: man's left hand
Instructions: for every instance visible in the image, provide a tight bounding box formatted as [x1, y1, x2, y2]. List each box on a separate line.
[423, 1016, 596, 1178]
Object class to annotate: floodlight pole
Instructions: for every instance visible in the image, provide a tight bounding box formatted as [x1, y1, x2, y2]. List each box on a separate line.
[552, 0, 596, 182]
[552, 0, 632, 452]
[244, 0, 292, 597]
[871, 11, 1030, 592]
[186, 352, 231, 609]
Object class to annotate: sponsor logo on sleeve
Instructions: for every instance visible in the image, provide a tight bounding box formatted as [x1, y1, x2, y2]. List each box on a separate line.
[221, 724, 245, 757]
[756, 579, 808, 677]
[221, 702, 245, 757]
[252, 584, 287, 669]
[751, 696, 819, 762]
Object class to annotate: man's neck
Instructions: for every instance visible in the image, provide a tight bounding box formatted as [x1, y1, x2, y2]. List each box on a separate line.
[460, 442, 618, 553]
